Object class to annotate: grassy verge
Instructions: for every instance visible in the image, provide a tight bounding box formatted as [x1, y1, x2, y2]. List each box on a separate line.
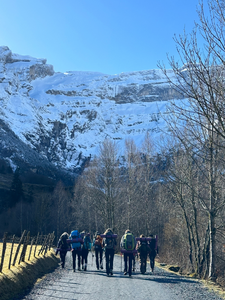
[155, 260, 225, 299]
[0, 243, 60, 300]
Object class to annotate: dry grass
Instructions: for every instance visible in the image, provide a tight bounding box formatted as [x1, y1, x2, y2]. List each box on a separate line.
[0, 242, 42, 273]
[0, 243, 60, 300]
[156, 261, 225, 299]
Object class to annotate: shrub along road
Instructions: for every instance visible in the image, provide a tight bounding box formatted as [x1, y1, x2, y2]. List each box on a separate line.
[22, 254, 224, 300]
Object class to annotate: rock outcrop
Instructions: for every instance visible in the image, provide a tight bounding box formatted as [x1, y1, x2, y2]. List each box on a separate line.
[0, 46, 184, 179]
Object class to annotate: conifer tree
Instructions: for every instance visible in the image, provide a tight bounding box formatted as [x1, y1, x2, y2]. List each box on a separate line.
[8, 167, 23, 207]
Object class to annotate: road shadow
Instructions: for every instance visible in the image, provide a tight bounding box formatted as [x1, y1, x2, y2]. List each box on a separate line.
[82, 269, 198, 285]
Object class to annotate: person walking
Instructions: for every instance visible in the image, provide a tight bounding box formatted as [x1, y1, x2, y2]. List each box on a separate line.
[148, 234, 157, 273]
[103, 228, 117, 276]
[120, 229, 136, 277]
[137, 234, 149, 274]
[69, 230, 82, 272]
[56, 232, 70, 268]
[81, 231, 91, 271]
[93, 232, 103, 270]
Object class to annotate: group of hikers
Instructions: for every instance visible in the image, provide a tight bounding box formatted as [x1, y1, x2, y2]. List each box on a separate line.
[56, 228, 158, 277]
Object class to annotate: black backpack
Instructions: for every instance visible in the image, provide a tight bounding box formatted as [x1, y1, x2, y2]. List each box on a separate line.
[149, 238, 156, 251]
[139, 240, 148, 253]
[105, 232, 114, 249]
[60, 235, 68, 250]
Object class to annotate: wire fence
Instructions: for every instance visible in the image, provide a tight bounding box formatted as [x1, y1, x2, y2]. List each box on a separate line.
[0, 230, 55, 273]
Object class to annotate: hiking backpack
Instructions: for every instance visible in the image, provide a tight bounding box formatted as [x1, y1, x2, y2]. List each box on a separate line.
[70, 230, 81, 250]
[83, 236, 90, 250]
[105, 232, 114, 249]
[123, 233, 135, 251]
[60, 234, 68, 250]
[71, 230, 79, 238]
[138, 240, 148, 254]
[149, 238, 156, 252]
[94, 236, 102, 249]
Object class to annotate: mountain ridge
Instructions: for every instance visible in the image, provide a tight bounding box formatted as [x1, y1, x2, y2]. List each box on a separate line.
[0, 46, 183, 181]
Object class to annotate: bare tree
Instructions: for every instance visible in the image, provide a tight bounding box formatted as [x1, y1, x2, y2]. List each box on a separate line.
[85, 139, 121, 231]
[158, 0, 225, 279]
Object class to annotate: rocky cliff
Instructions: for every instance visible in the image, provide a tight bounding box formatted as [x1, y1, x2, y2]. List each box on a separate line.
[0, 46, 183, 182]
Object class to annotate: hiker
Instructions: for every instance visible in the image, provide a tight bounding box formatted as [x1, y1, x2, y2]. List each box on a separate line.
[120, 229, 136, 277]
[81, 231, 91, 271]
[93, 231, 103, 270]
[148, 234, 157, 272]
[56, 232, 70, 268]
[103, 228, 117, 276]
[137, 234, 149, 274]
[69, 230, 82, 272]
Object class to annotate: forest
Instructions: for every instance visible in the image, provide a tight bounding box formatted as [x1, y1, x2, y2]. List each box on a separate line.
[1, 0, 225, 285]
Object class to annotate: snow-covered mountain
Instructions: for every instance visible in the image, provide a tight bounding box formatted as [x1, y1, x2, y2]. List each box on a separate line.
[0, 46, 183, 181]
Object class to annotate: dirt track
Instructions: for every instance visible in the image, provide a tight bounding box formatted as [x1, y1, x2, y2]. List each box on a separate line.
[22, 253, 224, 300]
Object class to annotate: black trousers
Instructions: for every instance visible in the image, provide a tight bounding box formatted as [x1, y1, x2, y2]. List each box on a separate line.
[95, 248, 103, 269]
[60, 250, 67, 268]
[72, 249, 81, 270]
[82, 249, 89, 265]
[105, 248, 114, 274]
[124, 253, 133, 276]
[149, 250, 156, 270]
[140, 253, 147, 273]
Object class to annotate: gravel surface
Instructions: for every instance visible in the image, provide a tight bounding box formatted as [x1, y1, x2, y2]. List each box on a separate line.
[21, 253, 224, 300]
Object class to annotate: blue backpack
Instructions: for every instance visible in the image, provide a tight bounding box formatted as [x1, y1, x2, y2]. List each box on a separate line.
[70, 230, 81, 250]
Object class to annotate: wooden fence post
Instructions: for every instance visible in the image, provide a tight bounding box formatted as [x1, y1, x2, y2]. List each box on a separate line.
[12, 230, 26, 266]
[38, 235, 48, 256]
[33, 233, 40, 258]
[28, 237, 35, 261]
[0, 232, 8, 272]
[44, 234, 51, 256]
[49, 231, 55, 250]
[19, 231, 30, 264]
[8, 234, 15, 269]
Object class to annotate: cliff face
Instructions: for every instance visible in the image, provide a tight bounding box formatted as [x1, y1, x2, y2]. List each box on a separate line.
[0, 46, 183, 178]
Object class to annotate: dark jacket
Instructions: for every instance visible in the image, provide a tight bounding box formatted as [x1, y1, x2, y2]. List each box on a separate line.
[57, 233, 70, 252]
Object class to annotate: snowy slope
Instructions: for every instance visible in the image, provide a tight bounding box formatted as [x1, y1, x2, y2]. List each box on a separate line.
[0, 46, 183, 173]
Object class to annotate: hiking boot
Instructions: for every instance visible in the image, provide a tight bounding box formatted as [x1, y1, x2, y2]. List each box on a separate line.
[124, 271, 127, 275]
[84, 264, 87, 271]
[110, 269, 113, 275]
[82, 264, 84, 270]
[97, 267, 99, 270]
[100, 263, 103, 269]
[73, 269, 75, 272]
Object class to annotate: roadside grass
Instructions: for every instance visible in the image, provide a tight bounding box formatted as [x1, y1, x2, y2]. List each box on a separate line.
[0, 243, 60, 300]
[155, 260, 225, 299]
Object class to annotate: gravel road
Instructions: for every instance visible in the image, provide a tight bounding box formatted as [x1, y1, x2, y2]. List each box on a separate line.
[21, 253, 224, 300]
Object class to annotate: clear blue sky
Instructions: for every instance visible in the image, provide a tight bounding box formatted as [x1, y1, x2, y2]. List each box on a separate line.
[0, 0, 201, 74]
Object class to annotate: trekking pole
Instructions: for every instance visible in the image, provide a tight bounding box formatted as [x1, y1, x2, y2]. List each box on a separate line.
[134, 254, 136, 272]
[136, 253, 138, 272]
